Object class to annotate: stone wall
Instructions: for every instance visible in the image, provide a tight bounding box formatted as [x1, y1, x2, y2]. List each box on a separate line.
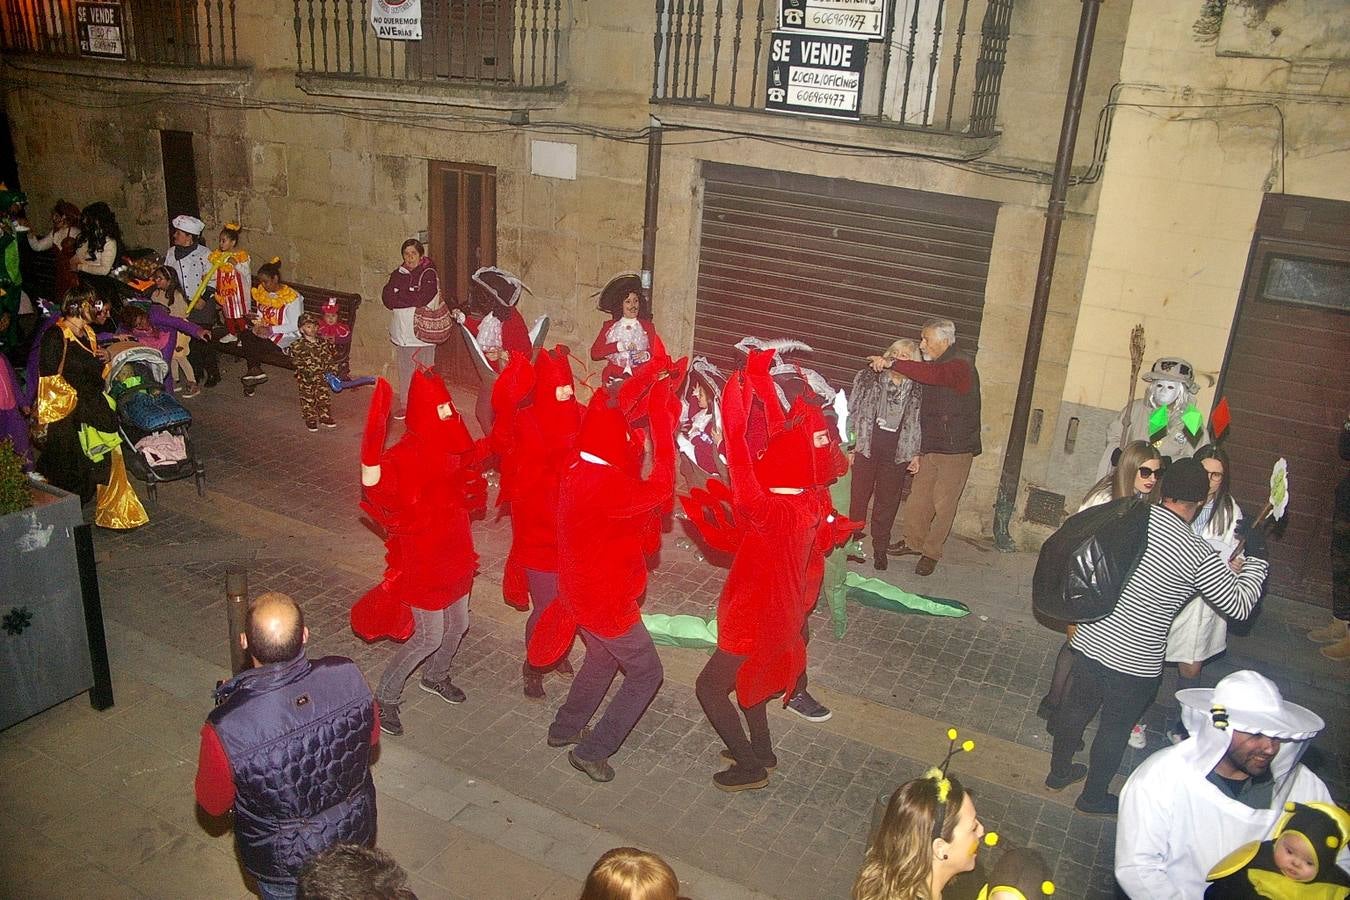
[1051, 0, 1350, 506]
[4, 0, 1137, 546]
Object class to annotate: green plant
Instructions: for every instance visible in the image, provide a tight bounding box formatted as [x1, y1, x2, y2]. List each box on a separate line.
[0, 438, 32, 515]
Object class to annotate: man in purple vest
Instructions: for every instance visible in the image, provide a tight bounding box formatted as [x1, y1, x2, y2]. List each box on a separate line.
[195, 592, 379, 900]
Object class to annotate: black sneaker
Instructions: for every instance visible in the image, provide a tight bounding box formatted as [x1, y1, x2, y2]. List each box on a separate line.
[713, 763, 769, 793]
[419, 677, 466, 704]
[305, 420, 319, 433]
[720, 748, 778, 772]
[379, 703, 403, 736]
[568, 750, 614, 783]
[523, 664, 545, 701]
[1045, 763, 1087, 791]
[242, 372, 268, 385]
[787, 690, 832, 722]
[1074, 792, 1119, 816]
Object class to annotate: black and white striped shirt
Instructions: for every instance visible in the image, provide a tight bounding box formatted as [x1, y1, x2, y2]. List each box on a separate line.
[1072, 505, 1268, 678]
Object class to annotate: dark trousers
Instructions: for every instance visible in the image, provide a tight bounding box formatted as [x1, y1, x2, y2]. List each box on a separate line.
[523, 568, 559, 646]
[549, 620, 663, 762]
[793, 611, 812, 696]
[236, 330, 289, 375]
[187, 336, 220, 382]
[848, 428, 906, 555]
[1050, 651, 1159, 801]
[696, 649, 771, 768]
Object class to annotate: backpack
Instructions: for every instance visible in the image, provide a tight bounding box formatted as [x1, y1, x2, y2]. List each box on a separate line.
[1032, 497, 1151, 623]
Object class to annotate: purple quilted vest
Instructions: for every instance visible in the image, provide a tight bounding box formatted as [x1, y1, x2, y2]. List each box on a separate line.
[209, 652, 377, 883]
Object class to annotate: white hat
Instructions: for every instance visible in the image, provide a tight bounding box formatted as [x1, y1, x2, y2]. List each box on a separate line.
[171, 215, 205, 236]
[1177, 670, 1324, 740]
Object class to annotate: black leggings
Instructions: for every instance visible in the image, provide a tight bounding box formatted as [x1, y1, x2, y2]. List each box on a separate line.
[1049, 651, 1159, 801]
[695, 649, 772, 768]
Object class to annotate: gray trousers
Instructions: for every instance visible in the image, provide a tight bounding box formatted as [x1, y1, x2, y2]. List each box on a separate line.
[376, 600, 469, 706]
[392, 344, 425, 413]
[548, 620, 663, 762]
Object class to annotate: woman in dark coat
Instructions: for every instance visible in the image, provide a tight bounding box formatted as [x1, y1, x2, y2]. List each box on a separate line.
[36, 287, 116, 502]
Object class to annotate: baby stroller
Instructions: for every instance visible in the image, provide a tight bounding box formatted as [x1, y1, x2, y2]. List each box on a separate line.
[105, 345, 205, 500]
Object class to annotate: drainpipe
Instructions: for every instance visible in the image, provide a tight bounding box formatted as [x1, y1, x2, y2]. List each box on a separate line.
[992, 0, 1104, 552]
[640, 117, 663, 304]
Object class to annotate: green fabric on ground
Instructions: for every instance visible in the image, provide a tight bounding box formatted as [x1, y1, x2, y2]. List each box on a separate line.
[643, 613, 719, 649]
[844, 572, 971, 618]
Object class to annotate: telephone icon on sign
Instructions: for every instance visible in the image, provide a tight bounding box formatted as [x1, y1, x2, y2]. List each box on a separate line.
[783, 9, 804, 25]
[768, 87, 786, 102]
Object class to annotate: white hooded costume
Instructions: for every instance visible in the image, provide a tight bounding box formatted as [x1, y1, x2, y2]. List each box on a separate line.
[1099, 356, 1209, 478]
[1115, 671, 1345, 898]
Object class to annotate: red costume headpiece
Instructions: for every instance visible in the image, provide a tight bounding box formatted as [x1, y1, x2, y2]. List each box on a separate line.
[406, 368, 474, 455]
[532, 344, 581, 442]
[753, 396, 841, 489]
[578, 387, 640, 477]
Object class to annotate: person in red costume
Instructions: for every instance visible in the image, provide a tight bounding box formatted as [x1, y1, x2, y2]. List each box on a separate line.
[490, 345, 583, 699]
[350, 370, 487, 738]
[590, 274, 667, 386]
[526, 375, 682, 783]
[692, 361, 855, 793]
[453, 266, 534, 434]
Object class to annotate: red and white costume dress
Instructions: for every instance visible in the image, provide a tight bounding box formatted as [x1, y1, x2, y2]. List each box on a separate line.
[208, 249, 251, 334]
[590, 315, 667, 383]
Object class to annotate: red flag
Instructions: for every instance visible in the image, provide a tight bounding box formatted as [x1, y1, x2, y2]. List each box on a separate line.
[1211, 397, 1231, 439]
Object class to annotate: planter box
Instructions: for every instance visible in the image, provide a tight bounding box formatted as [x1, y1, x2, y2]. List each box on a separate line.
[1, 482, 113, 730]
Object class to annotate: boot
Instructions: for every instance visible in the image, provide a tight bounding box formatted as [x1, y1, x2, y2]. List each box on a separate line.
[1321, 633, 1350, 661]
[1307, 619, 1348, 643]
[523, 663, 546, 700]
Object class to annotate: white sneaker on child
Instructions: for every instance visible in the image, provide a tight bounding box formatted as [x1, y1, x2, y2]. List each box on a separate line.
[1128, 724, 1147, 749]
[219, 333, 238, 344]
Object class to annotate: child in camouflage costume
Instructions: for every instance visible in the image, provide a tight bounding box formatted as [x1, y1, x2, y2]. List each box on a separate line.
[289, 311, 337, 432]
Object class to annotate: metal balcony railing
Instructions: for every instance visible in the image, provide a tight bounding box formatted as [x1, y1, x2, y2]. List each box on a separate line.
[293, 0, 566, 88]
[0, 0, 240, 67]
[652, 0, 1014, 137]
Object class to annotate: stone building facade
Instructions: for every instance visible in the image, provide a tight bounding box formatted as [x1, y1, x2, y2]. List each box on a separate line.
[3, 0, 1343, 555]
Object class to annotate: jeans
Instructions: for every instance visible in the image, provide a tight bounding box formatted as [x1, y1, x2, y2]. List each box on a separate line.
[848, 428, 907, 556]
[255, 877, 298, 900]
[549, 620, 663, 762]
[1049, 651, 1160, 801]
[376, 600, 470, 705]
[524, 568, 559, 646]
[696, 649, 772, 768]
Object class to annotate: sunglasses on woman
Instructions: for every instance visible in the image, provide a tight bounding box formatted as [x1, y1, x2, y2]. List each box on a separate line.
[1138, 465, 1164, 479]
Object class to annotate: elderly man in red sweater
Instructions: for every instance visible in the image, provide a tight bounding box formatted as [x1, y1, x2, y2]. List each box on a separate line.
[868, 317, 982, 576]
[527, 377, 681, 783]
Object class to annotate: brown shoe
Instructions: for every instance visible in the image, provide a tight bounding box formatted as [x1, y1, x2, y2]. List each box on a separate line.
[568, 750, 614, 783]
[713, 763, 769, 793]
[547, 726, 590, 748]
[1321, 635, 1350, 661]
[915, 556, 938, 576]
[1307, 620, 1348, 643]
[888, 540, 922, 557]
[720, 748, 777, 772]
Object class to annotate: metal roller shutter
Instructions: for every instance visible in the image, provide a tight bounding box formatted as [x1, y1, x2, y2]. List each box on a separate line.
[693, 162, 998, 389]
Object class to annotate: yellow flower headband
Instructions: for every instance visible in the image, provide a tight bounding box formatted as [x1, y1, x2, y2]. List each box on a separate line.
[223, 222, 241, 231]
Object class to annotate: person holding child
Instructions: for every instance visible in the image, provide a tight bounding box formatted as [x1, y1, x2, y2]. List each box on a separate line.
[290, 312, 338, 432]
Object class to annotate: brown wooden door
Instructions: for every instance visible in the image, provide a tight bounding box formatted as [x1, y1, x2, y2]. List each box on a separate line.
[429, 161, 497, 383]
[1217, 194, 1350, 605]
[694, 163, 997, 389]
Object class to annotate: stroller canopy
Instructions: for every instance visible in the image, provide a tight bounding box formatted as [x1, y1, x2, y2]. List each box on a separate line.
[106, 345, 170, 392]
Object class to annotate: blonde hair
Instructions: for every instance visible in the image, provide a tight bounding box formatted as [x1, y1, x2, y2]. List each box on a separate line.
[853, 776, 967, 900]
[580, 848, 680, 900]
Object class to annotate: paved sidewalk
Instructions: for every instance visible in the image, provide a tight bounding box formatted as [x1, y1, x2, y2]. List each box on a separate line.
[3, 357, 1346, 899]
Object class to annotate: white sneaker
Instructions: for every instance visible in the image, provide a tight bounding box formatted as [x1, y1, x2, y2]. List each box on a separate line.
[218, 333, 238, 344]
[1128, 724, 1147, 749]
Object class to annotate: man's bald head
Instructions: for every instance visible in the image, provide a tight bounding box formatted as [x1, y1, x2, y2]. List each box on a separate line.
[245, 592, 306, 664]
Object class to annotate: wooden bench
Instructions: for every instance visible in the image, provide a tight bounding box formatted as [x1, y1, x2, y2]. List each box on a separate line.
[212, 282, 362, 373]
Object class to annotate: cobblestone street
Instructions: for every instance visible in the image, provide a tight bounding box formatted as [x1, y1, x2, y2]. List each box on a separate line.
[3, 357, 1346, 899]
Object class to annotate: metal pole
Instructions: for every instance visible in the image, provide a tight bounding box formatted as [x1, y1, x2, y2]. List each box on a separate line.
[226, 569, 250, 674]
[992, 0, 1104, 551]
[640, 117, 664, 307]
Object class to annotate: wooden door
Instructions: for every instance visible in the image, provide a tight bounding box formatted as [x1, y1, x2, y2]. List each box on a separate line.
[428, 161, 496, 383]
[1217, 194, 1350, 605]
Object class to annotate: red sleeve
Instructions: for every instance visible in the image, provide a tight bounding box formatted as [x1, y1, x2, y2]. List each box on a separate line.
[194, 723, 236, 816]
[371, 702, 381, 746]
[463, 316, 481, 337]
[503, 312, 533, 353]
[590, 321, 618, 361]
[888, 358, 972, 393]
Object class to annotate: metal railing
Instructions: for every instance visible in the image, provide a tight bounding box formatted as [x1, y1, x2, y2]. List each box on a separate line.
[293, 0, 566, 88]
[0, 0, 240, 66]
[652, 0, 1015, 136]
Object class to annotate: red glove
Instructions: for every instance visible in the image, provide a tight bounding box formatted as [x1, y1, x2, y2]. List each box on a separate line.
[720, 373, 752, 468]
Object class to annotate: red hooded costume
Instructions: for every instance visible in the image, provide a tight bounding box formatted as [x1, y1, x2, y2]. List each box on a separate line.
[492, 347, 582, 608]
[351, 372, 485, 641]
[526, 380, 680, 666]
